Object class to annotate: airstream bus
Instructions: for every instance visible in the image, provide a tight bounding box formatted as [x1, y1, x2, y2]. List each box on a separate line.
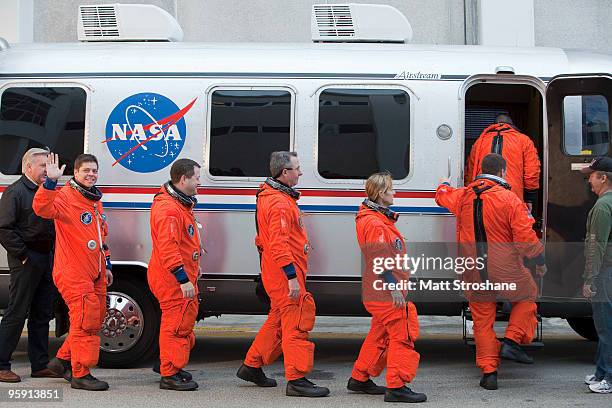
[0, 4, 610, 367]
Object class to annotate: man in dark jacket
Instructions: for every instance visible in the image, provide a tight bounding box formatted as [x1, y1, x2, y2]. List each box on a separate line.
[0, 148, 58, 382]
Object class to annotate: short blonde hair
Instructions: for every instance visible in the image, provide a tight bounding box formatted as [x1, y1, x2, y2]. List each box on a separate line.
[21, 148, 49, 174]
[365, 172, 393, 201]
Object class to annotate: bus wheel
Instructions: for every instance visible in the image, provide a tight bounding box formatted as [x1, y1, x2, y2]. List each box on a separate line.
[567, 317, 599, 341]
[98, 278, 160, 368]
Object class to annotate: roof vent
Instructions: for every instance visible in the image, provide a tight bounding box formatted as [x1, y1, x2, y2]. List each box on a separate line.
[78, 4, 183, 42]
[311, 3, 412, 43]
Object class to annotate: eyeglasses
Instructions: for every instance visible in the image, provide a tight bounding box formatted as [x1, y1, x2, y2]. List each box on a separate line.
[284, 167, 301, 172]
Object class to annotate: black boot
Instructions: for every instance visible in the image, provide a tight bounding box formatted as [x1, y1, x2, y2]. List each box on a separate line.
[236, 364, 277, 387]
[71, 374, 109, 391]
[286, 377, 330, 397]
[63, 368, 72, 383]
[500, 338, 534, 364]
[159, 374, 198, 391]
[47, 357, 69, 375]
[152, 361, 193, 381]
[347, 377, 386, 395]
[384, 386, 427, 403]
[479, 371, 498, 390]
[47, 357, 72, 382]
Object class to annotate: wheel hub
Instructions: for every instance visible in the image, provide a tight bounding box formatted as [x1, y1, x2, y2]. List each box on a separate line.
[100, 292, 145, 353]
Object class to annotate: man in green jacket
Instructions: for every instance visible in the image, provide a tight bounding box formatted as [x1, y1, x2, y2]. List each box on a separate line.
[581, 156, 612, 394]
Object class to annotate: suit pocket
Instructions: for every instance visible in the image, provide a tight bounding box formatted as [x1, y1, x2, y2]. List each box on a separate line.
[175, 299, 198, 337]
[297, 292, 316, 332]
[406, 301, 420, 342]
[80, 293, 101, 332]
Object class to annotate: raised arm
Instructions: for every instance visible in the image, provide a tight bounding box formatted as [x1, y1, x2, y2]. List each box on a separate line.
[32, 153, 66, 220]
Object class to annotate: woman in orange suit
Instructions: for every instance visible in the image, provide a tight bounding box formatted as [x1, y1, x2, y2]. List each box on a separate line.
[349, 172, 427, 403]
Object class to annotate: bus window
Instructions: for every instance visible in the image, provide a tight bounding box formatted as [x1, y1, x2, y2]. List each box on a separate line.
[318, 88, 410, 180]
[209, 90, 291, 177]
[563, 94, 609, 156]
[0, 87, 86, 175]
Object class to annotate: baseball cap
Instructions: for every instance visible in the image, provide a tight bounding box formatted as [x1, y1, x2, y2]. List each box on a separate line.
[581, 156, 612, 173]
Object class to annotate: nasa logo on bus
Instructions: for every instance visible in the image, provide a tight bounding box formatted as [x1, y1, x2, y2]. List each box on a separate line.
[104, 93, 197, 173]
[81, 211, 93, 225]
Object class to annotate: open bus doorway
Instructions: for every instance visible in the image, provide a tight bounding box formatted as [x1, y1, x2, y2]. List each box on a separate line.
[463, 82, 545, 229]
[461, 82, 549, 343]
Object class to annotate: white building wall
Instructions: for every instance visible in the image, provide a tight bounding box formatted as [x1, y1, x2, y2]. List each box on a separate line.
[0, 0, 609, 55]
[478, 0, 534, 47]
[534, 0, 612, 54]
[29, 0, 465, 44]
[0, 0, 33, 43]
[177, 0, 466, 44]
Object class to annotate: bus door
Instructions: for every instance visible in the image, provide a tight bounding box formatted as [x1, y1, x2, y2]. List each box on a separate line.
[544, 74, 612, 299]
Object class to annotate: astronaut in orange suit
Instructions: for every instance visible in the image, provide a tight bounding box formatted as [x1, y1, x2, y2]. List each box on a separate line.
[148, 158, 202, 391]
[436, 153, 546, 390]
[466, 114, 540, 211]
[349, 172, 427, 403]
[236, 151, 329, 398]
[33, 153, 112, 391]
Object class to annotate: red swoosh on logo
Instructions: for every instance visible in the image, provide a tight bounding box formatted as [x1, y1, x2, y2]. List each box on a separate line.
[103, 97, 197, 167]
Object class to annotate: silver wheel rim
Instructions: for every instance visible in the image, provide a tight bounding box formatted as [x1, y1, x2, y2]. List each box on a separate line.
[99, 291, 145, 353]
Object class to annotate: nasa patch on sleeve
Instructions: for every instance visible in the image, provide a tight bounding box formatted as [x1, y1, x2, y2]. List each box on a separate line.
[105, 92, 196, 173]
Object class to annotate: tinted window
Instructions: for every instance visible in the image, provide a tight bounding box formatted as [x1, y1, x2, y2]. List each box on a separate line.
[209, 90, 291, 177]
[0, 87, 86, 175]
[563, 94, 609, 156]
[318, 89, 410, 179]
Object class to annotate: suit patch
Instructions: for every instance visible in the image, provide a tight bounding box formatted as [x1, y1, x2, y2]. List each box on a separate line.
[192, 251, 199, 261]
[394, 238, 403, 251]
[187, 224, 194, 236]
[304, 243, 310, 254]
[81, 212, 93, 225]
[87, 240, 97, 250]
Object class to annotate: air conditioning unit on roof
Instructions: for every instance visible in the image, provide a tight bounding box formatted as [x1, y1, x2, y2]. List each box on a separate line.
[78, 4, 183, 42]
[311, 3, 412, 43]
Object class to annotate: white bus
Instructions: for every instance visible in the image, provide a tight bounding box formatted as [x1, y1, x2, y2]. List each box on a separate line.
[0, 4, 610, 367]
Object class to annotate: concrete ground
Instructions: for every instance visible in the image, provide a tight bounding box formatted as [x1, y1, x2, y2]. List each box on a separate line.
[0, 316, 608, 407]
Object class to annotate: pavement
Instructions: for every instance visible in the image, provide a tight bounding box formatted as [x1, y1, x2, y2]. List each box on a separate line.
[0, 316, 608, 407]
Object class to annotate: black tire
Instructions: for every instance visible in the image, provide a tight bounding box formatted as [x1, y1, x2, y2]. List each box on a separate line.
[98, 277, 160, 368]
[567, 317, 599, 341]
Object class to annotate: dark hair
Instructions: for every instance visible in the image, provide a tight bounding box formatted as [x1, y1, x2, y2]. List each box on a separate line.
[74, 154, 98, 170]
[481, 153, 507, 176]
[170, 158, 201, 184]
[495, 113, 514, 125]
